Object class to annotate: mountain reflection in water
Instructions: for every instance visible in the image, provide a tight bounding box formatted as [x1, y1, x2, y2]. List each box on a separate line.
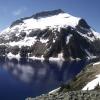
[0, 57, 87, 100]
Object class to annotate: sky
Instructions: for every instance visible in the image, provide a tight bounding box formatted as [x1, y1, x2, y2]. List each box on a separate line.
[0, 0, 100, 32]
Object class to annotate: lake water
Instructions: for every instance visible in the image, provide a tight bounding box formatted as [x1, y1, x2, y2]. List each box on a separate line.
[0, 57, 88, 100]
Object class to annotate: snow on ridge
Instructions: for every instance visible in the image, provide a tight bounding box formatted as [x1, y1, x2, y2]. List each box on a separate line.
[1, 13, 80, 34]
[91, 28, 100, 39]
[0, 27, 10, 35]
[0, 11, 100, 42]
[77, 31, 95, 41]
[82, 74, 100, 90]
[23, 13, 80, 30]
[0, 13, 81, 40]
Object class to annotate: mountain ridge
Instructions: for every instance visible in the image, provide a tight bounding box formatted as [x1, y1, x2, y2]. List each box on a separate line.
[10, 9, 65, 28]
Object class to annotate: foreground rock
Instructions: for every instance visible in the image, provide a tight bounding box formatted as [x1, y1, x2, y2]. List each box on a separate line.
[26, 90, 100, 100]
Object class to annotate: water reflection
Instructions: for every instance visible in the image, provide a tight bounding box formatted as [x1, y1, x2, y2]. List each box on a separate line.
[0, 57, 88, 100]
[0, 58, 87, 84]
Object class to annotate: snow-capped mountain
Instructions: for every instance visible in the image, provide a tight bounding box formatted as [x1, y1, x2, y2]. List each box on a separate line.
[0, 9, 100, 60]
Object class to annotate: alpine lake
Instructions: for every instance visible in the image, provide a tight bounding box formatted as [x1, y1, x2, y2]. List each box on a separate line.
[0, 57, 91, 100]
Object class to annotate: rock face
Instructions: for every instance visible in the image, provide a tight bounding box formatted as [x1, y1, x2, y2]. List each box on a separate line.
[0, 9, 100, 60]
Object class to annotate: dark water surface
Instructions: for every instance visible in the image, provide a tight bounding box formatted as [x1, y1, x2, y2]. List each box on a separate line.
[0, 57, 88, 100]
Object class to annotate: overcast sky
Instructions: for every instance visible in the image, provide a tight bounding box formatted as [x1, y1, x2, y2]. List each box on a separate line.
[0, 0, 100, 32]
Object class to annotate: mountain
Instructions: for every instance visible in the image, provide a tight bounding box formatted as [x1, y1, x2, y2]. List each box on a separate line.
[0, 9, 100, 60]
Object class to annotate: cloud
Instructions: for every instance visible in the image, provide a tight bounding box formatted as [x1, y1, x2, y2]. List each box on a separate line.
[13, 9, 22, 16]
[12, 7, 27, 16]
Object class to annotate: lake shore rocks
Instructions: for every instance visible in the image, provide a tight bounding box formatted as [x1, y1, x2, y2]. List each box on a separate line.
[26, 90, 100, 100]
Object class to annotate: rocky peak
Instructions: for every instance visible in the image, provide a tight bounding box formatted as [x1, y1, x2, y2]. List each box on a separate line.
[10, 9, 65, 28]
[32, 9, 65, 19]
[78, 19, 90, 29]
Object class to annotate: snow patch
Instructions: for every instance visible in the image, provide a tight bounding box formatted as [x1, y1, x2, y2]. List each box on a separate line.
[49, 52, 64, 61]
[93, 61, 100, 66]
[29, 55, 44, 61]
[66, 34, 73, 44]
[7, 52, 20, 60]
[82, 74, 100, 90]
[8, 37, 37, 48]
[49, 87, 60, 94]
[58, 52, 64, 61]
[40, 38, 49, 43]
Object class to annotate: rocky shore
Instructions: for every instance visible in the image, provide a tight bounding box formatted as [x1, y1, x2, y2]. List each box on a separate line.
[26, 90, 100, 100]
